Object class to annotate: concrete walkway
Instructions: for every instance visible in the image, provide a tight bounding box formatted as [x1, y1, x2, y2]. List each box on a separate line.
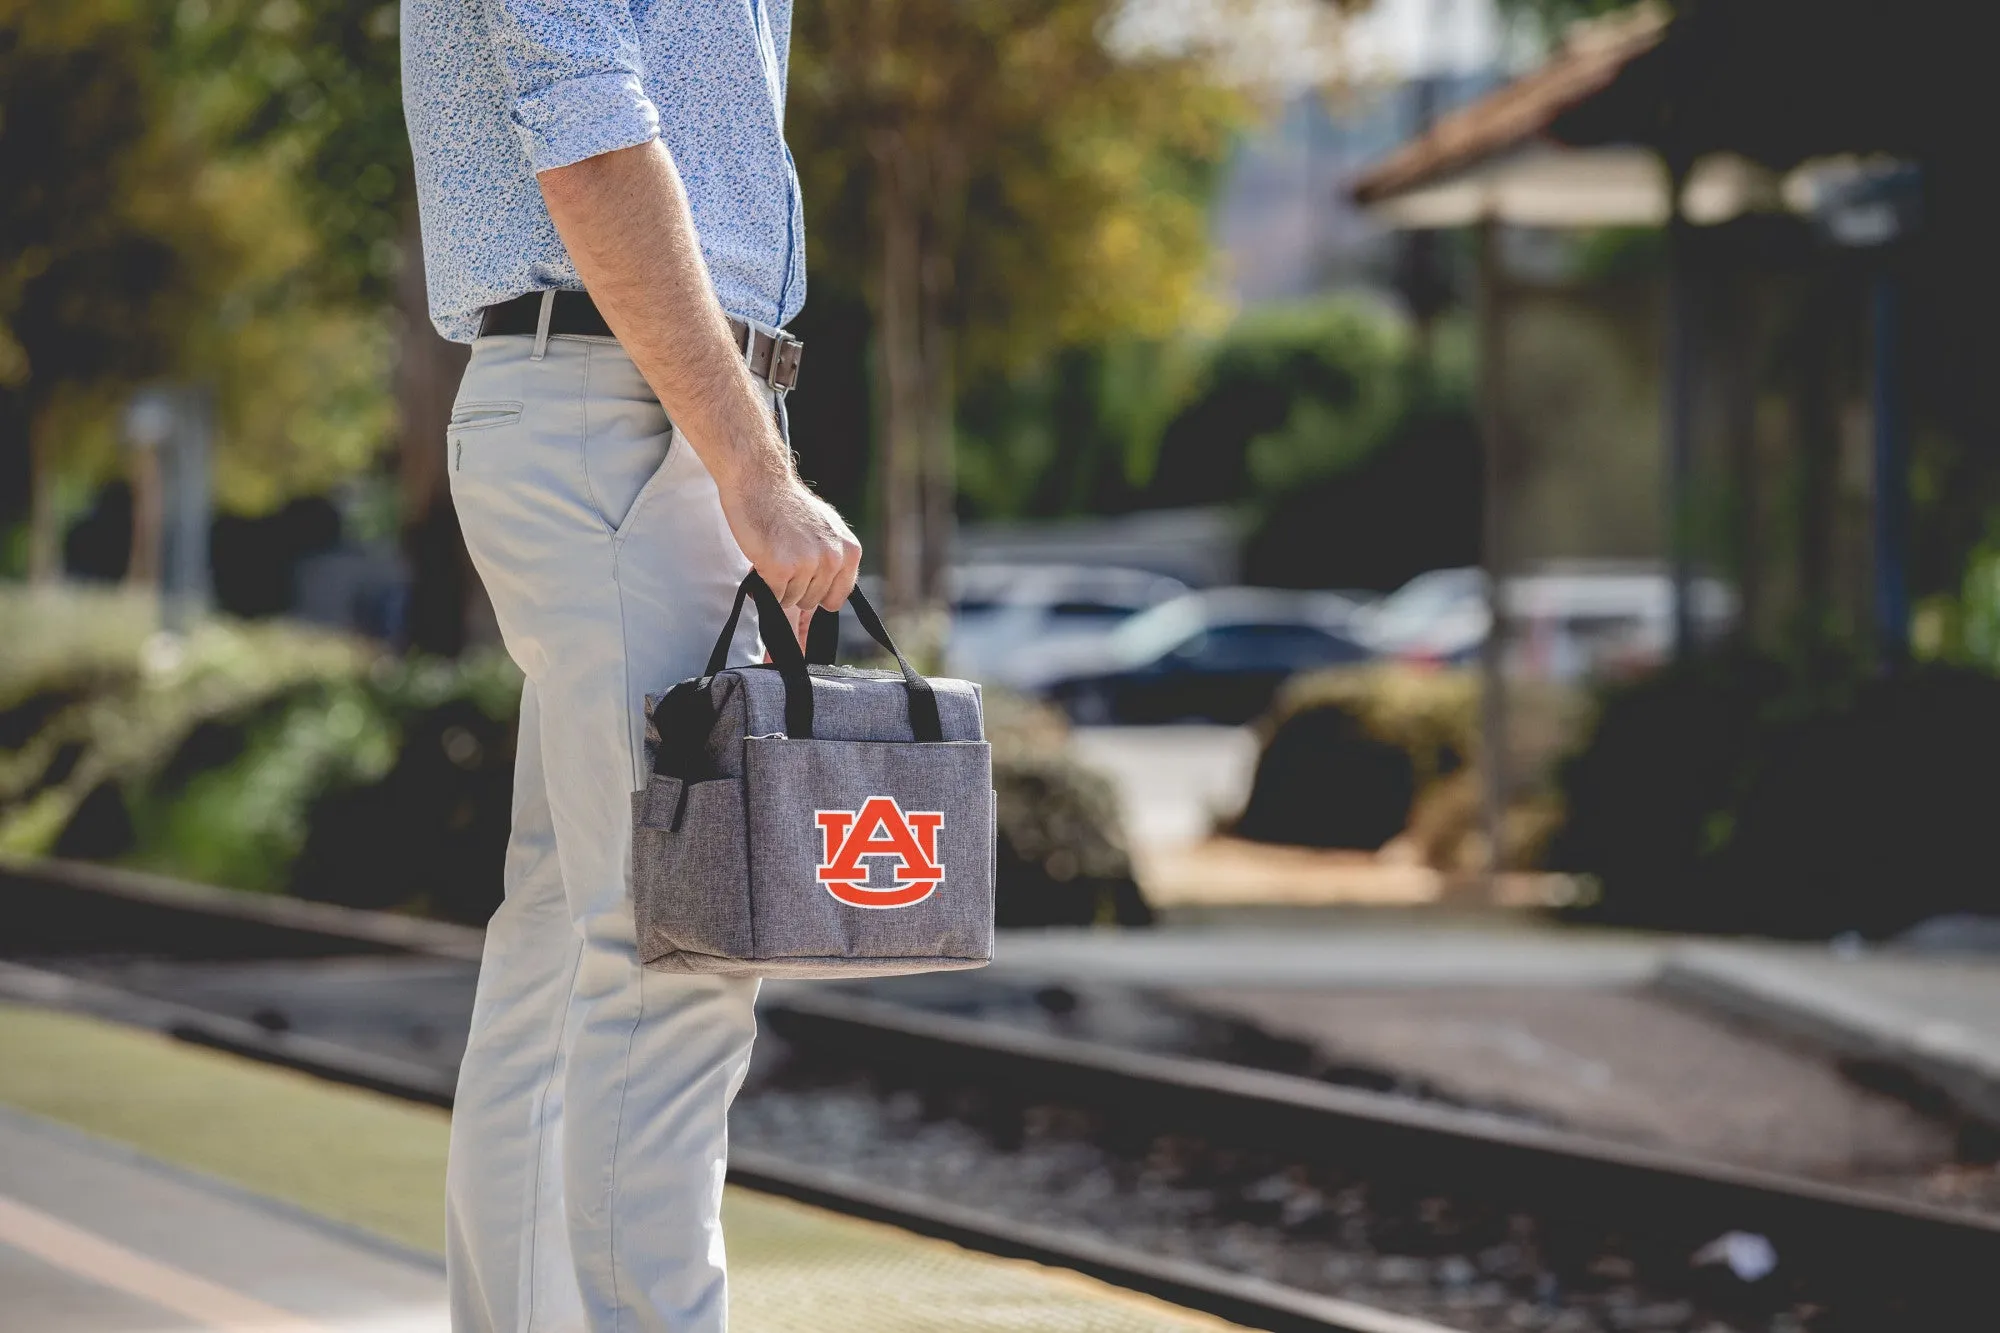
[993, 925, 2000, 1129]
[1661, 944, 2000, 1128]
[992, 923, 1671, 989]
[0, 1109, 446, 1332]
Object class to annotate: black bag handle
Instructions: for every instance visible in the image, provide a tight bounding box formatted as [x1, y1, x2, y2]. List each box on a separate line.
[843, 583, 943, 741]
[702, 572, 942, 742]
[805, 606, 840, 665]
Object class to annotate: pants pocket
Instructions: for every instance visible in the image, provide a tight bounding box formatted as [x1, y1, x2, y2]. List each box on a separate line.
[450, 400, 524, 430]
[447, 401, 525, 474]
[608, 429, 684, 542]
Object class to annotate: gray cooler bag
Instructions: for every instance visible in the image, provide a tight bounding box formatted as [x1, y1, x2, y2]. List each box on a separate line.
[633, 573, 994, 977]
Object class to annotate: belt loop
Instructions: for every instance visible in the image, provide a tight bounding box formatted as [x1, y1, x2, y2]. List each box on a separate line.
[530, 290, 555, 361]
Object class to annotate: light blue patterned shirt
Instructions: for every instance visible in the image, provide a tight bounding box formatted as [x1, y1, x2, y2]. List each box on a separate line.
[402, 0, 806, 343]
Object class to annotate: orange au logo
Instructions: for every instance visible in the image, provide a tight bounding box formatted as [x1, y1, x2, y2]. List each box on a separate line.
[815, 797, 943, 909]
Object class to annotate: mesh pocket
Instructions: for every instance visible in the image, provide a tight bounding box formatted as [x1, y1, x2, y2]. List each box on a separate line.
[631, 774, 755, 967]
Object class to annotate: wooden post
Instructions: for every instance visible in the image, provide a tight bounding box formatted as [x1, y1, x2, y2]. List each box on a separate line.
[125, 444, 162, 592]
[1720, 262, 1760, 650]
[1662, 158, 1698, 663]
[874, 133, 926, 624]
[1476, 216, 1510, 880]
[1797, 269, 1836, 665]
[1870, 268, 1909, 670]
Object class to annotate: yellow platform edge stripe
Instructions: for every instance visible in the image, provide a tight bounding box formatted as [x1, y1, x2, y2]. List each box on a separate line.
[0, 1003, 1246, 1332]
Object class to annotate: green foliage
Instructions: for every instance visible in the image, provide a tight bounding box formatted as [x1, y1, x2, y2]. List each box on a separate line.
[1550, 657, 2000, 936]
[953, 295, 1459, 522]
[2, 0, 200, 482]
[1260, 665, 1480, 790]
[1241, 665, 1571, 868]
[983, 689, 1149, 926]
[0, 586, 370, 858]
[953, 336, 1209, 517]
[1149, 296, 1461, 507]
[127, 681, 397, 890]
[0, 0, 395, 533]
[1228, 299, 1423, 496]
[1495, 0, 1661, 43]
[790, 0, 1242, 375]
[0, 586, 520, 892]
[1, 588, 1143, 923]
[172, 0, 410, 305]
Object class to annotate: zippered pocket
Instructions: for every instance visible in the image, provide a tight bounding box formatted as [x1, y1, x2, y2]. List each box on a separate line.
[449, 401, 523, 431]
[449, 401, 524, 471]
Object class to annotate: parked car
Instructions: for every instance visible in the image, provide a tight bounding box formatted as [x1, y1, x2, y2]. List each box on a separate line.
[1352, 567, 1489, 665]
[1357, 564, 1738, 680]
[945, 563, 1190, 687]
[1021, 588, 1372, 725]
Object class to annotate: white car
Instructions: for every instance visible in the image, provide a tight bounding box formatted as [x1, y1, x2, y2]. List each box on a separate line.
[944, 564, 1190, 688]
[1357, 564, 1738, 680]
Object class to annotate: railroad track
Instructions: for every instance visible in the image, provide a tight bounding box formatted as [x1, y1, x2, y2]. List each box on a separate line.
[0, 858, 1459, 1333]
[7, 857, 1996, 1330]
[757, 986, 2000, 1288]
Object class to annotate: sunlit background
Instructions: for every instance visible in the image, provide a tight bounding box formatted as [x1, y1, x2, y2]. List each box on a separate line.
[4, 0, 1998, 1330]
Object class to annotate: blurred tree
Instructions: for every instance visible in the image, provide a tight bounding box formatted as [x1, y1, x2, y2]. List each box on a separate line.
[1, 0, 390, 582]
[1496, 0, 1659, 42]
[176, 0, 469, 652]
[1, 0, 193, 578]
[789, 0, 1241, 622]
[954, 334, 1209, 519]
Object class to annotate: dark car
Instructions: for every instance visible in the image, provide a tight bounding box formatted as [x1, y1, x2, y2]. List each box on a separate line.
[1022, 589, 1372, 725]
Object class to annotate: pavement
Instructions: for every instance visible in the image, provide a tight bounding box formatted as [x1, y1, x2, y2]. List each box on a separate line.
[1066, 725, 1259, 850]
[0, 1003, 1253, 1333]
[1660, 944, 2000, 1129]
[1049, 723, 2000, 1134]
[0, 1109, 447, 1333]
[990, 923, 1670, 989]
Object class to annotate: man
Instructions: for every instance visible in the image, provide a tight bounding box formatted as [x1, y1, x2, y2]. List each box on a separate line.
[400, 0, 858, 1326]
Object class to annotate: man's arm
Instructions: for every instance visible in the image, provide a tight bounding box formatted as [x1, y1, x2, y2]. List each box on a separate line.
[538, 140, 860, 634]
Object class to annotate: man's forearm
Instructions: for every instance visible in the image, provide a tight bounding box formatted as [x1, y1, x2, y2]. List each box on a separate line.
[534, 138, 860, 622]
[537, 140, 789, 494]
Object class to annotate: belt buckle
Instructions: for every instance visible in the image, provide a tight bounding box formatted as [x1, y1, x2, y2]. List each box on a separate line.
[763, 328, 800, 393]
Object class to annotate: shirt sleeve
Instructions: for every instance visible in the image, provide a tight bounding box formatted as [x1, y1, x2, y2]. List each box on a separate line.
[475, 0, 661, 173]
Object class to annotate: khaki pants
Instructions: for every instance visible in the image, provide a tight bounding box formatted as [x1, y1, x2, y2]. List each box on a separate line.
[444, 328, 765, 1332]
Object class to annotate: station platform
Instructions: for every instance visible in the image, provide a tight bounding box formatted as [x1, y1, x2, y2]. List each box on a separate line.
[991, 924, 2000, 1139]
[0, 1004, 1244, 1333]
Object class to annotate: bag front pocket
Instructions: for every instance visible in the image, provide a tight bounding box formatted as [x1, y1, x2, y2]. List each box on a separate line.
[741, 736, 994, 963]
[631, 774, 755, 966]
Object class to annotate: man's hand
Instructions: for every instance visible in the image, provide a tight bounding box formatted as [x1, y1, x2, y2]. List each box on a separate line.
[718, 463, 862, 645]
[537, 139, 859, 647]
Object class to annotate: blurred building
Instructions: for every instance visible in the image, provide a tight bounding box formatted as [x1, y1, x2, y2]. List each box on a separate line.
[1211, 0, 1511, 304]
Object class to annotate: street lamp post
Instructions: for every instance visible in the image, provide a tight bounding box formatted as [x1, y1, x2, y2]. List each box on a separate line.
[123, 385, 213, 633]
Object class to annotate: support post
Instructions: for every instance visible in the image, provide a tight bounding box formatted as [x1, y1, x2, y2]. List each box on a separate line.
[1720, 266, 1760, 650]
[158, 386, 213, 634]
[1871, 269, 1909, 671]
[1662, 160, 1698, 662]
[1797, 272, 1836, 665]
[1476, 216, 1510, 881]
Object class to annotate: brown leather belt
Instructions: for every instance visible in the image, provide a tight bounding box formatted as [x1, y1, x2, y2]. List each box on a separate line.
[478, 290, 803, 393]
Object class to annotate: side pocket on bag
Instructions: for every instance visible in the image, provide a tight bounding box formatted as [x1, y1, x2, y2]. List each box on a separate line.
[632, 774, 756, 966]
